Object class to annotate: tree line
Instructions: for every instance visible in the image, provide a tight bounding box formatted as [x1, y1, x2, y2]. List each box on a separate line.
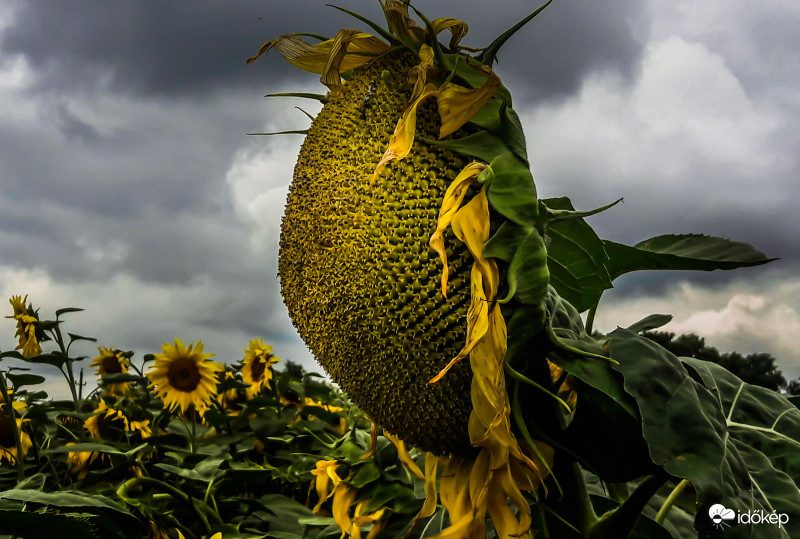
[641, 331, 800, 395]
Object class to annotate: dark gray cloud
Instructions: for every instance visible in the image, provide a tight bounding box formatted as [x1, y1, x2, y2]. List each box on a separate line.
[0, 0, 797, 392]
[1, 0, 648, 102]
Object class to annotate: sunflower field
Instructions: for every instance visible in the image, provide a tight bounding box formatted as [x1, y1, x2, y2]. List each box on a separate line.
[3, 2, 800, 538]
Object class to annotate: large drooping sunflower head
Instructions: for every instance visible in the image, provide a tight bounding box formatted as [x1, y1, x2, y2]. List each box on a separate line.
[254, 2, 560, 536]
[147, 339, 220, 416]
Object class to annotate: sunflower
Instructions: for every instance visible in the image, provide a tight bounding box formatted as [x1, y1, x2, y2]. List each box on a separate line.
[241, 338, 280, 399]
[216, 369, 249, 415]
[252, 2, 559, 536]
[0, 411, 32, 465]
[85, 400, 151, 440]
[90, 347, 132, 394]
[7, 294, 42, 358]
[146, 339, 220, 416]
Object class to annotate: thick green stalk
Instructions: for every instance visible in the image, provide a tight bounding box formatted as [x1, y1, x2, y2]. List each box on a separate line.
[588, 473, 668, 538]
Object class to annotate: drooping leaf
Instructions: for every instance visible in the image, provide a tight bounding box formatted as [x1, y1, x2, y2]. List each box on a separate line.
[0, 489, 141, 537]
[608, 329, 800, 538]
[4, 372, 46, 388]
[604, 234, 776, 281]
[625, 314, 673, 334]
[544, 197, 613, 312]
[55, 307, 84, 318]
[486, 151, 539, 228]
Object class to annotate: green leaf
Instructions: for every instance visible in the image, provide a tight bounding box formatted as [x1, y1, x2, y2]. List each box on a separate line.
[423, 130, 509, 163]
[625, 314, 673, 334]
[476, 0, 553, 66]
[265, 92, 327, 102]
[604, 234, 776, 281]
[0, 489, 141, 536]
[0, 509, 103, 539]
[100, 372, 147, 384]
[22, 352, 67, 368]
[544, 197, 613, 312]
[5, 373, 46, 388]
[609, 329, 800, 538]
[501, 227, 549, 305]
[486, 152, 539, 227]
[55, 307, 84, 318]
[44, 443, 125, 456]
[543, 290, 636, 418]
[67, 333, 97, 343]
[347, 461, 381, 488]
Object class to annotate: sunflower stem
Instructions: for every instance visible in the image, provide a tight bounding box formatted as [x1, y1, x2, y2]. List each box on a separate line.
[655, 479, 691, 525]
[116, 476, 222, 532]
[190, 414, 197, 454]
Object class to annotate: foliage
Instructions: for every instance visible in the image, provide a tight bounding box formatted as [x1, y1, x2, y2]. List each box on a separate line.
[643, 331, 795, 394]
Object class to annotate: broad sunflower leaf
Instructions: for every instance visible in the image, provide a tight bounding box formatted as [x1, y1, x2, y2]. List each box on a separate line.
[0, 490, 141, 537]
[608, 328, 800, 538]
[486, 151, 539, 228]
[603, 234, 776, 281]
[543, 197, 613, 313]
[0, 509, 103, 539]
[44, 443, 125, 455]
[4, 372, 45, 388]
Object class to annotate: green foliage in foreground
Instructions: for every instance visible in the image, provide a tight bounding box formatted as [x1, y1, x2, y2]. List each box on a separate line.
[1, 229, 799, 539]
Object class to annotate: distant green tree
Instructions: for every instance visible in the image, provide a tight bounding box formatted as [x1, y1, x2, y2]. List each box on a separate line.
[642, 331, 789, 392]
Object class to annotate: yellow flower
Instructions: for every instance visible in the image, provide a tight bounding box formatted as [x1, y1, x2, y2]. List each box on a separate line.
[66, 443, 101, 478]
[90, 347, 132, 394]
[7, 294, 42, 358]
[241, 338, 280, 399]
[0, 412, 32, 465]
[147, 339, 219, 416]
[310, 459, 342, 513]
[85, 400, 151, 439]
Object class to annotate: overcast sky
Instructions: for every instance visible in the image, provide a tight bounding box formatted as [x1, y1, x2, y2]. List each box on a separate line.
[1, 0, 799, 398]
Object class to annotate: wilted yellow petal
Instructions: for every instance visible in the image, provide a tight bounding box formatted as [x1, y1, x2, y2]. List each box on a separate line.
[436, 66, 501, 138]
[371, 84, 439, 184]
[248, 32, 388, 91]
[407, 44, 435, 104]
[360, 422, 380, 460]
[428, 162, 486, 297]
[429, 188, 493, 384]
[383, 0, 423, 44]
[332, 483, 359, 537]
[311, 459, 341, 513]
[430, 18, 469, 50]
[383, 430, 424, 479]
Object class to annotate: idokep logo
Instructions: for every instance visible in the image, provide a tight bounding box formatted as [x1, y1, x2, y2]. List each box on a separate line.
[708, 504, 790, 531]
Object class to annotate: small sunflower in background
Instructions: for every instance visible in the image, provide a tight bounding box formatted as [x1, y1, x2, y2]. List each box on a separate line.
[241, 338, 280, 399]
[216, 369, 249, 415]
[146, 339, 220, 416]
[7, 294, 42, 358]
[90, 347, 132, 395]
[0, 411, 32, 465]
[85, 400, 151, 440]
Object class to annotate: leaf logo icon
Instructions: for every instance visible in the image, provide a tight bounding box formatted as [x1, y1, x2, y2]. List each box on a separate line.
[709, 504, 736, 529]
